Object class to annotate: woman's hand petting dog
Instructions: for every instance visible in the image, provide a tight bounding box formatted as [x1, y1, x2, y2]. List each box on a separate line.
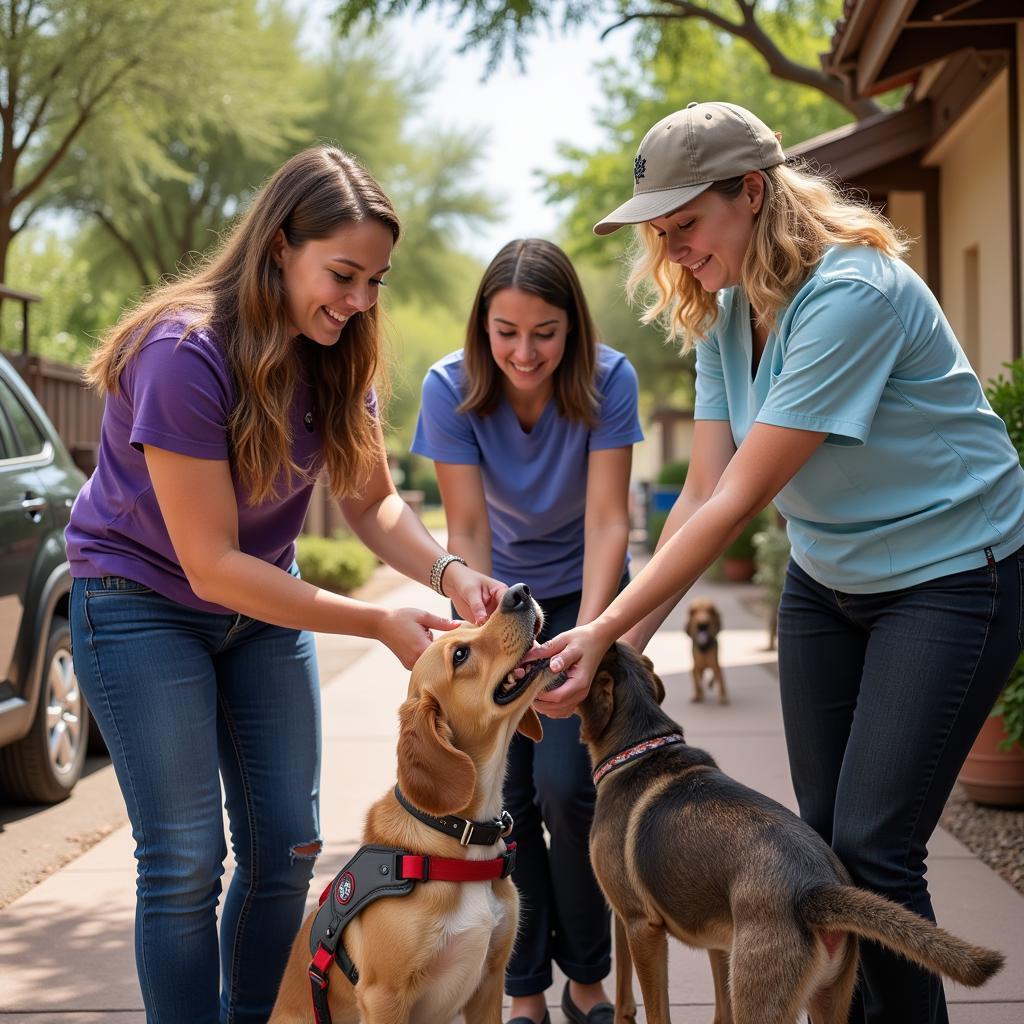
[376, 607, 458, 669]
[529, 622, 616, 717]
[444, 561, 508, 625]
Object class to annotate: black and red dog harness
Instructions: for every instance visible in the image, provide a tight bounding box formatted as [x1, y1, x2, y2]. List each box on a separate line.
[306, 787, 516, 1024]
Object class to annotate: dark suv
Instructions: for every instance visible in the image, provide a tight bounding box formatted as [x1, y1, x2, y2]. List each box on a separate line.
[0, 353, 88, 802]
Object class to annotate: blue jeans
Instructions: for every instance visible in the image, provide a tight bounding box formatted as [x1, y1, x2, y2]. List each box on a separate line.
[502, 585, 622, 997]
[70, 575, 322, 1024]
[777, 549, 1023, 1024]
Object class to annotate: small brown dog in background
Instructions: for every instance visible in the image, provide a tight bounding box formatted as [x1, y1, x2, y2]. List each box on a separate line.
[685, 599, 728, 704]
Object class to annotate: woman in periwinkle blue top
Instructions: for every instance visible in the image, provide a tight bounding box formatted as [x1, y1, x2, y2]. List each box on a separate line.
[535, 102, 1024, 1023]
[413, 238, 643, 1024]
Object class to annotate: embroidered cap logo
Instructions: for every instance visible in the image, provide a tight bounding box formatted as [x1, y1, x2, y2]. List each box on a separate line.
[633, 154, 646, 183]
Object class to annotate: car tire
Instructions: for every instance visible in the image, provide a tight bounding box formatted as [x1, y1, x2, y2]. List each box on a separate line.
[0, 616, 88, 803]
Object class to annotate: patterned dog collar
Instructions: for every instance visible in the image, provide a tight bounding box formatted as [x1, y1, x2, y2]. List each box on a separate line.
[592, 733, 686, 786]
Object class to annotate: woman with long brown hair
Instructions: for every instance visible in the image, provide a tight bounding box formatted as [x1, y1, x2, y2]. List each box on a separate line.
[66, 145, 503, 1024]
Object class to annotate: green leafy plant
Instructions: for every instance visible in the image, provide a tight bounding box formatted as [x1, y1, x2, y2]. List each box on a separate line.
[984, 358, 1024, 748]
[992, 658, 1024, 750]
[724, 511, 769, 561]
[656, 460, 689, 486]
[295, 535, 377, 594]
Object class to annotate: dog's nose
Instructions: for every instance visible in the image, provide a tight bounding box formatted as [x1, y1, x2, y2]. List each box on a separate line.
[500, 583, 532, 612]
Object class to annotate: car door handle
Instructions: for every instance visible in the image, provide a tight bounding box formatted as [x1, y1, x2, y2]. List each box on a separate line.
[22, 493, 48, 522]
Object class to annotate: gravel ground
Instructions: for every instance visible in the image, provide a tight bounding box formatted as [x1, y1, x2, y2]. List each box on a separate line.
[941, 785, 1024, 895]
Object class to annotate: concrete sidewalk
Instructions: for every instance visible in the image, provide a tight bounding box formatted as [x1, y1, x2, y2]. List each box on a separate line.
[1, 568, 1022, 1022]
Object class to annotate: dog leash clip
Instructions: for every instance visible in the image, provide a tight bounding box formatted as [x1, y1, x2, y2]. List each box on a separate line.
[499, 810, 514, 837]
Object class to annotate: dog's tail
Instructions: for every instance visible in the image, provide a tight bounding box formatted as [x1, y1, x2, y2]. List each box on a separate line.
[799, 886, 1003, 987]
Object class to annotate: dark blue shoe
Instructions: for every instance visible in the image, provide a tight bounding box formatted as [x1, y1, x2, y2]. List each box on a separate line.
[561, 981, 614, 1024]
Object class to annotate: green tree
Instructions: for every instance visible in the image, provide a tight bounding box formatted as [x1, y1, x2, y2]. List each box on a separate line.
[330, 1, 881, 118]
[0, 0, 289, 295]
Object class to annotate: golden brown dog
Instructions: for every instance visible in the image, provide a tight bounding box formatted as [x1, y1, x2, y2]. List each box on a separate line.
[577, 643, 1003, 1024]
[685, 599, 728, 704]
[270, 584, 562, 1024]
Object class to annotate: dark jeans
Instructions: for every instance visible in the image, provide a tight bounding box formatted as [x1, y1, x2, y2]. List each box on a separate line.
[70, 575, 322, 1024]
[503, 586, 621, 997]
[777, 549, 1023, 1024]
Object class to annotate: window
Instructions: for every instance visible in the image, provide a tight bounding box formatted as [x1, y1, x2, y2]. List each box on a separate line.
[0, 376, 46, 457]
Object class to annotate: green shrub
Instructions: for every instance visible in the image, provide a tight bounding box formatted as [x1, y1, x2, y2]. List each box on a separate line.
[984, 359, 1024, 745]
[985, 359, 1024, 464]
[753, 521, 791, 598]
[656, 459, 689, 486]
[992, 657, 1024, 749]
[295, 535, 377, 594]
[724, 511, 769, 560]
[646, 510, 670, 551]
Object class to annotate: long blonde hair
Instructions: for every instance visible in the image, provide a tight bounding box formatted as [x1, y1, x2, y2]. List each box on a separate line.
[87, 146, 398, 503]
[460, 238, 600, 427]
[626, 162, 909, 349]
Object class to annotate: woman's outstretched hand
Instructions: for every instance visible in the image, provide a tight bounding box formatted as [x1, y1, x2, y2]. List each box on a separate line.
[527, 622, 612, 719]
[444, 563, 507, 625]
[377, 607, 458, 669]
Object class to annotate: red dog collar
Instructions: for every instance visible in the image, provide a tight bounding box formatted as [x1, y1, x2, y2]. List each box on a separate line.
[592, 733, 686, 785]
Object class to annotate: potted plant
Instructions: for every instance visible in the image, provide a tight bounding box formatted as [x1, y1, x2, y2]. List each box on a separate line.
[958, 655, 1024, 807]
[958, 359, 1024, 807]
[720, 511, 767, 583]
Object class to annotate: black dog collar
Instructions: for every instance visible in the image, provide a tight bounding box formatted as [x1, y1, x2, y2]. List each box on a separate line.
[592, 733, 686, 786]
[394, 785, 514, 846]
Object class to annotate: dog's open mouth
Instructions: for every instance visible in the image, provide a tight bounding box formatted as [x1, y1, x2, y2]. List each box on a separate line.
[493, 656, 566, 705]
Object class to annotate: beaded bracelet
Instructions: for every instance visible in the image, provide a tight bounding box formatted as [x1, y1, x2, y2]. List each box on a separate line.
[429, 553, 467, 596]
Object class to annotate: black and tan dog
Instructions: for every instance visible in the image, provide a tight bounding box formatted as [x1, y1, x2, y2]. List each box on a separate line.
[577, 643, 1003, 1024]
[685, 599, 728, 704]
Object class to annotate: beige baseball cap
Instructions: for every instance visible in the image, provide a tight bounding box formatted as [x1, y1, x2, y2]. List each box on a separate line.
[593, 101, 785, 236]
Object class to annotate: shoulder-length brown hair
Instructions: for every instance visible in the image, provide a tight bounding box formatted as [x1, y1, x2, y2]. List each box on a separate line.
[459, 238, 600, 426]
[87, 146, 399, 504]
[626, 161, 909, 350]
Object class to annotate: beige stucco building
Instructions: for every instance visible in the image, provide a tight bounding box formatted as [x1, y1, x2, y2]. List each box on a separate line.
[797, 2, 1023, 384]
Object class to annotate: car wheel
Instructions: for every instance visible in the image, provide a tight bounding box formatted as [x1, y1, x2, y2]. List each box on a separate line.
[0, 616, 88, 803]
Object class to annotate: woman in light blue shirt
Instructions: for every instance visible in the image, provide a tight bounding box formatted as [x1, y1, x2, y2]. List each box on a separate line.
[536, 102, 1024, 1024]
[413, 238, 643, 1024]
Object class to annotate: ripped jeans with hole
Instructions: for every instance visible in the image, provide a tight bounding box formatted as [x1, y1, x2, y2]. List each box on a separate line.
[70, 575, 322, 1024]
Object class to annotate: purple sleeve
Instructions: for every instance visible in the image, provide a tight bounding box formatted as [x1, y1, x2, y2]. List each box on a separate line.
[127, 329, 233, 460]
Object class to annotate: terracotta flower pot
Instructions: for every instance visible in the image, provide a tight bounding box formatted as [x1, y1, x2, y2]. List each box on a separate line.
[958, 714, 1024, 808]
[722, 557, 756, 583]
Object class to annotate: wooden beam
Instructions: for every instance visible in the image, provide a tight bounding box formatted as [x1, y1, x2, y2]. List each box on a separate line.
[875, 24, 1013, 88]
[788, 104, 934, 180]
[857, 0, 918, 95]
[910, 0, 1023, 26]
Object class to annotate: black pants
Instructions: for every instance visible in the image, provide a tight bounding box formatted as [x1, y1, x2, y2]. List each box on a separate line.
[503, 588, 614, 996]
[778, 549, 1023, 1024]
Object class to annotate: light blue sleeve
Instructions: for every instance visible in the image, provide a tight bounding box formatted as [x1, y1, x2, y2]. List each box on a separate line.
[410, 365, 480, 465]
[590, 357, 645, 451]
[693, 333, 730, 420]
[757, 279, 906, 445]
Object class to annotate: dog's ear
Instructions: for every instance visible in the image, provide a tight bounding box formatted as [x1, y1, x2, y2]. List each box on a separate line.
[517, 706, 543, 742]
[578, 670, 615, 743]
[711, 606, 722, 633]
[640, 654, 667, 705]
[396, 691, 476, 817]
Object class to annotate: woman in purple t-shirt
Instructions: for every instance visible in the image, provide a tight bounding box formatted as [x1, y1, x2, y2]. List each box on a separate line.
[413, 239, 643, 1024]
[66, 146, 503, 1024]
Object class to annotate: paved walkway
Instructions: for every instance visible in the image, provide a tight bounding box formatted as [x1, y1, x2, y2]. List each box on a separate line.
[1, 565, 1021, 1022]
